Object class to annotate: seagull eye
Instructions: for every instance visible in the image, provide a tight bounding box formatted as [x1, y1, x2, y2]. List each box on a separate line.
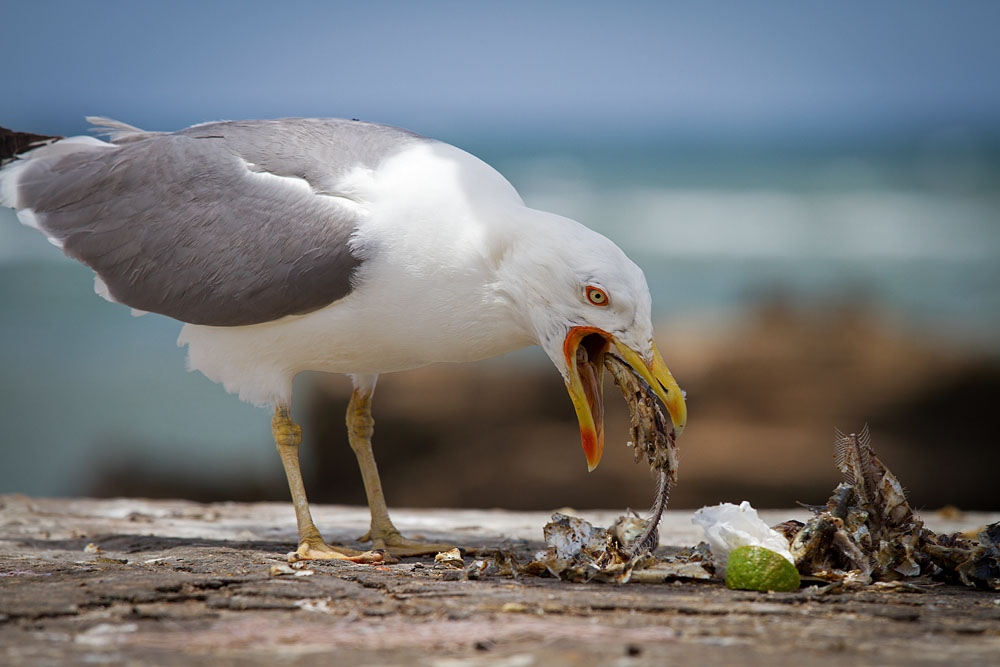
[586, 286, 609, 307]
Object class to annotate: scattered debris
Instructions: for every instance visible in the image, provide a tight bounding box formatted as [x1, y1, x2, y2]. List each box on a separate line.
[692, 501, 795, 570]
[625, 558, 714, 583]
[434, 548, 465, 569]
[475, 513, 712, 584]
[491, 426, 996, 592]
[784, 426, 999, 590]
[691, 501, 800, 591]
[91, 557, 128, 565]
[465, 550, 521, 580]
[270, 562, 315, 577]
[142, 556, 171, 564]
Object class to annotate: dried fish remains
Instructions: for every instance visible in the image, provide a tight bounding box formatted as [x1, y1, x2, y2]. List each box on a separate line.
[604, 352, 680, 556]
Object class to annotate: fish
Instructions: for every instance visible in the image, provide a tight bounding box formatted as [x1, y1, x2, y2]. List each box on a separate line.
[604, 352, 679, 556]
[788, 426, 999, 589]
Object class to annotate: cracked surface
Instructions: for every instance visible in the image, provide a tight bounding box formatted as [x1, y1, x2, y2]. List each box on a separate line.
[2, 495, 999, 666]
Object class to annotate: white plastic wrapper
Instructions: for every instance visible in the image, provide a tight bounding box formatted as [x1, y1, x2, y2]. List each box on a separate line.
[692, 501, 794, 570]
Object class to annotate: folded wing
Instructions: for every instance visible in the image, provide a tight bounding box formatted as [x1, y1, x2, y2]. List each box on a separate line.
[3, 118, 426, 326]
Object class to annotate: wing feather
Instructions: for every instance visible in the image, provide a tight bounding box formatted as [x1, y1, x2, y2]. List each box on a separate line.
[5, 118, 427, 326]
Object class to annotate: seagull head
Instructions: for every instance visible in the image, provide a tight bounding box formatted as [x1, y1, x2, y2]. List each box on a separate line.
[498, 211, 687, 471]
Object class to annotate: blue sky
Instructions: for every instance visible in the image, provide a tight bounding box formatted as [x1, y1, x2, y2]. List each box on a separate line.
[3, 1, 1000, 141]
[2, 1, 999, 499]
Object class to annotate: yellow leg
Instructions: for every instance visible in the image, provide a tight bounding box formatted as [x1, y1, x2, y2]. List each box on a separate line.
[347, 386, 453, 556]
[272, 406, 383, 564]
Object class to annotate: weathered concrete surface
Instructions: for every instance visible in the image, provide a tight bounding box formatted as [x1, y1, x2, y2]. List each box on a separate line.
[1, 496, 998, 666]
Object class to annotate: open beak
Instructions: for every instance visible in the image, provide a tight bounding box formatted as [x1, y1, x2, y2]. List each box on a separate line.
[563, 326, 687, 471]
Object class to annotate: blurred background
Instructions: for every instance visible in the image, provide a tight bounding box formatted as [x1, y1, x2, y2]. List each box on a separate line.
[1, 1, 998, 512]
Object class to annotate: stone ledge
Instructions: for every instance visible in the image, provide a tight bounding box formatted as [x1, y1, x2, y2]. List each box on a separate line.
[2, 496, 998, 666]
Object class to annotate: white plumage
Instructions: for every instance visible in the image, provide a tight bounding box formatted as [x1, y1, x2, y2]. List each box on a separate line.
[1, 118, 687, 561]
[180, 140, 538, 406]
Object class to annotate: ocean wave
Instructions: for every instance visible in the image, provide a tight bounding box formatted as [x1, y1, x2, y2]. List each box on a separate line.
[518, 183, 1000, 262]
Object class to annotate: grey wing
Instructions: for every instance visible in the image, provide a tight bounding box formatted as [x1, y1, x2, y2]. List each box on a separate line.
[8, 118, 427, 326]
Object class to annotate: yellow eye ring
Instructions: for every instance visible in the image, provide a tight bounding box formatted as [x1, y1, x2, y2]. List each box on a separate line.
[586, 286, 609, 306]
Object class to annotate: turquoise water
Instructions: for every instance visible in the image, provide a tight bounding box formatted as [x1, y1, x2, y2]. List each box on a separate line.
[1, 138, 998, 496]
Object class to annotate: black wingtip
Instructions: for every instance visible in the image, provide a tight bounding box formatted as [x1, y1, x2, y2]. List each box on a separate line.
[0, 126, 62, 163]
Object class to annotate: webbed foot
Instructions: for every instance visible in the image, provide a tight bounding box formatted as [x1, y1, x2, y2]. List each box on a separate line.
[361, 527, 454, 557]
[289, 535, 386, 564]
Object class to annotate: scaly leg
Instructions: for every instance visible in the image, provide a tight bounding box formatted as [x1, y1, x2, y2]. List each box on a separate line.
[347, 378, 453, 556]
[272, 406, 383, 563]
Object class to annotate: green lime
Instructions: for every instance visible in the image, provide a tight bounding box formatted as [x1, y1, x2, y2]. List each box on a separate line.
[724, 545, 801, 592]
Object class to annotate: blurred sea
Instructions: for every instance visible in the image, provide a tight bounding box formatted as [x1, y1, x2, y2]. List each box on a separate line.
[481, 132, 1000, 346]
[2, 131, 999, 496]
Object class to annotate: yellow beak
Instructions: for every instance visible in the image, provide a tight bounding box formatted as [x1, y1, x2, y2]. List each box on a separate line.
[563, 326, 686, 471]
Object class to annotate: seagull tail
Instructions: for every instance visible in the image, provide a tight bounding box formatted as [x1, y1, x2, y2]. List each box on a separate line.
[0, 126, 62, 165]
[1, 126, 64, 209]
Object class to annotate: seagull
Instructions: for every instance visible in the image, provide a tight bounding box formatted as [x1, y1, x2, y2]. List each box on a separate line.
[0, 118, 687, 562]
